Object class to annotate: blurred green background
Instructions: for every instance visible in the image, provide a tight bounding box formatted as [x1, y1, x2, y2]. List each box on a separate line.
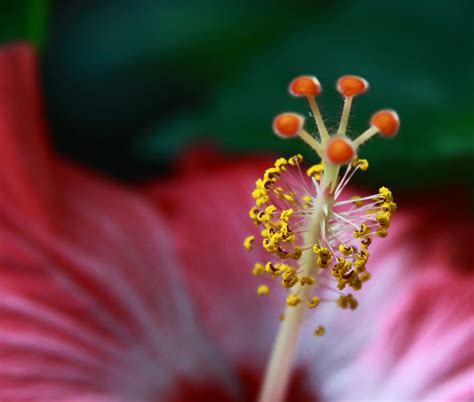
[2, 0, 473, 190]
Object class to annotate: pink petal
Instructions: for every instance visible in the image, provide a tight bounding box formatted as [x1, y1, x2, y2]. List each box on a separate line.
[0, 44, 237, 401]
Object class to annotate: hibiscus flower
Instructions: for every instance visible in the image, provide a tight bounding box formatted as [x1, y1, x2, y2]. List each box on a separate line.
[0, 43, 472, 401]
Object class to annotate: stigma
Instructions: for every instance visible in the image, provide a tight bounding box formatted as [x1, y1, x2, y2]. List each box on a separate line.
[245, 74, 398, 334]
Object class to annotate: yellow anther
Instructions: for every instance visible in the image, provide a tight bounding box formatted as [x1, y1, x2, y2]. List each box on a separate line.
[349, 275, 362, 291]
[276, 248, 290, 259]
[252, 263, 265, 276]
[256, 195, 270, 207]
[282, 275, 298, 289]
[338, 243, 354, 256]
[261, 225, 274, 239]
[360, 271, 371, 282]
[306, 163, 324, 178]
[288, 154, 303, 166]
[317, 256, 332, 269]
[264, 167, 281, 181]
[257, 285, 270, 296]
[265, 262, 280, 276]
[382, 201, 397, 214]
[283, 193, 295, 202]
[257, 211, 269, 224]
[314, 325, 326, 337]
[263, 238, 278, 253]
[376, 212, 391, 228]
[307, 296, 321, 308]
[280, 208, 294, 222]
[262, 178, 275, 190]
[351, 195, 364, 208]
[334, 257, 347, 271]
[289, 247, 303, 260]
[273, 187, 284, 196]
[376, 228, 388, 238]
[354, 258, 366, 272]
[244, 236, 255, 251]
[336, 279, 347, 291]
[337, 294, 358, 310]
[361, 236, 372, 248]
[264, 204, 277, 218]
[352, 158, 369, 171]
[354, 224, 370, 238]
[319, 247, 330, 257]
[313, 244, 321, 254]
[252, 188, 264, 200]
[274, 157, 288, 171]
[300, 276, 316, 286]
[281, 266, 295, 277]
[379, 186, 393, 202]
[315, 247, 332, 268]
[286, 294, 302, 307]
[302, 195, 313, 208]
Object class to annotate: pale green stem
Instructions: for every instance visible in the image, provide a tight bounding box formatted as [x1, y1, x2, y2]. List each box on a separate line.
[258, 197, 329, 402]
[322, 162, 341, 194]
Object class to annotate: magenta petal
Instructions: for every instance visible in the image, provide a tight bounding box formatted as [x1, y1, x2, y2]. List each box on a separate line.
[0, 45, 237, 400]
[0, 43, 57, 229]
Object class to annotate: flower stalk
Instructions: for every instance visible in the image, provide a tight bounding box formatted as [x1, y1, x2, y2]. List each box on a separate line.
[258, 195, 330, 402]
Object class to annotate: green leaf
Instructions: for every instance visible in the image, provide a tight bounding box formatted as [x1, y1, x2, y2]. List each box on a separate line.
[0, 0, 49, 50]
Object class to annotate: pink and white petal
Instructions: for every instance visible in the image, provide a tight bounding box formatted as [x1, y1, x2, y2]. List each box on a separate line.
[299, 198, 474, 401]
[0, 170, 239, 401]
[320, 270, 474, 401]
[0, 45, 238, 401]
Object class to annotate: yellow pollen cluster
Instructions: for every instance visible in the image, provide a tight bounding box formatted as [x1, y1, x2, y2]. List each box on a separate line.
[244, 153, 396, 337]
[314, 325, 326, 337]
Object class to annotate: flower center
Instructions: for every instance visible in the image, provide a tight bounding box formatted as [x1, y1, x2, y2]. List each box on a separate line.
[246, 74, 399, 333]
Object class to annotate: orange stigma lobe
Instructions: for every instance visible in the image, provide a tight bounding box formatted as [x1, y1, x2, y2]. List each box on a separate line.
[370, 110, 400, 137]
[326, 137, 356, 165]
[273, 113, 304, 138]
[337, 75, 369, 97]
[289, 76, 321, 97]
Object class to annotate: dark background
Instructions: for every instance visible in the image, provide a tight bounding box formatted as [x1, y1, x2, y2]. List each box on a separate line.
[2, 0, 473, 191]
